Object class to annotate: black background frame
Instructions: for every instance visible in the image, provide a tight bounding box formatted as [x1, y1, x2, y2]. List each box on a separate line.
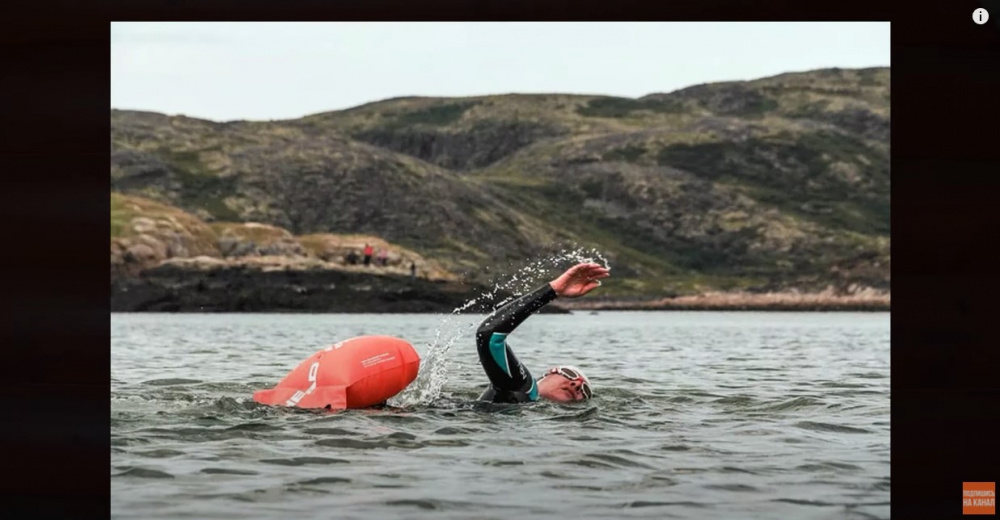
[3, 1, 999, 518]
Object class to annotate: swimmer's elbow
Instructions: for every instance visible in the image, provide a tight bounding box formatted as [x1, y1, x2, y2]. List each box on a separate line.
[476, 314, 499, 337]
[476, 322, 496, 340]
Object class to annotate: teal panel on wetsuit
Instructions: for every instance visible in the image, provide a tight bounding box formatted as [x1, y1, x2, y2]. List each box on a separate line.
[528, 378, 538, 401]
[489, 333, 511, 377]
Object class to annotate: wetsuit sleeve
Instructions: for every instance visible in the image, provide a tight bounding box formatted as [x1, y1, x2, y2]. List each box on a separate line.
[476, 283, 558, 401]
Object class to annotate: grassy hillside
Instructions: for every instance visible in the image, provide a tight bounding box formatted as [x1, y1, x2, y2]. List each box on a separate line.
[110, 67, 889, 296]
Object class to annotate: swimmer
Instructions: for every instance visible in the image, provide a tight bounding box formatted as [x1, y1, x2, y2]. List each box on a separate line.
[476, 262, 610, 403]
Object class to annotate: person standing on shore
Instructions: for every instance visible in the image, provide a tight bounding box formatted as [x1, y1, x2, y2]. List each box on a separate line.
[363, 243, 373, 267]
[410, 261, 416, 279]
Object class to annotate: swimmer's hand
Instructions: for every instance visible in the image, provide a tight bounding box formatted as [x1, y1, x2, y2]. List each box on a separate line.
[549, 263, 611, 298]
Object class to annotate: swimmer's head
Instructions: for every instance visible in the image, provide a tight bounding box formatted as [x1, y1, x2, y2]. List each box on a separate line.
[537, 365, 592, 403]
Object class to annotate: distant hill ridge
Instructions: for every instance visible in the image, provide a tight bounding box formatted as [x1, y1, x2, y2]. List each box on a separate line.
[111, 66, 889, 298]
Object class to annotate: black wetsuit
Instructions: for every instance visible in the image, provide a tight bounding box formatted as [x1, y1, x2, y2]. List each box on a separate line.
[476, 283, 558, 403]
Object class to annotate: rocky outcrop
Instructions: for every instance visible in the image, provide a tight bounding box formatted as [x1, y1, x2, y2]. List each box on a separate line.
[110, 194, 221, 278]
[110, 193, 485, 312]
[213, 222, 306, 258]
[112, 257, 479, 313]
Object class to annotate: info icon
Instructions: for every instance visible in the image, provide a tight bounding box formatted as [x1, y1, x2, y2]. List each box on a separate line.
[973, 8, 989, 25]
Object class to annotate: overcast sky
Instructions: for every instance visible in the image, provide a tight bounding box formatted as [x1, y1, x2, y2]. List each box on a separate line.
[111, 22, 889, 122]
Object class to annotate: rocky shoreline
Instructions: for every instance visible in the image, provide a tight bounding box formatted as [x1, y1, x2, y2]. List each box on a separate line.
[552, 289, 889, 312]
[111, 257, 889, 313]
[111, 256, 519, 314]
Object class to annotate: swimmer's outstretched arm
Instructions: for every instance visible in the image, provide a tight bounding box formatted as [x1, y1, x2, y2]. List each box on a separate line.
[475, 263, 610, 394]
[475, 283, 556, 395]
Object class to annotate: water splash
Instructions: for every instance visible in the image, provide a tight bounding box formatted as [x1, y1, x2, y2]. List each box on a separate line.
[389, 246, 610, 407]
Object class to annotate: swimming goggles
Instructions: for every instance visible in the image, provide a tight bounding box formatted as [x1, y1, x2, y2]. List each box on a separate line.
[547, 366, 593, 400]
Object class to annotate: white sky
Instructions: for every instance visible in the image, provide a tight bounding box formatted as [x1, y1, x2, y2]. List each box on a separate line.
[111, 22, 890, 122]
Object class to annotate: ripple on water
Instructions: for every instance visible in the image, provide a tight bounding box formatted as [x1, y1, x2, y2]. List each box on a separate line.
[132, 449, 186, 458]
[712, 395, 758, 407]
[798, 461, 864, 472]
[111, 437, 150, 447]
[482, 459, 525, 466]
[367, 413, 429, 425]
[717, 466, 761, 475]
[315, 436, 421, 450]
[224, 422, 284, 432]
[643, 474, 680, 487]
[200, 468, 259, 475]
[112, 467, 174, 479]
[543, 407, 600, 421]
[703, 483, 760, 492]
[554, 484, 605, 492]
[135, 425, 288, 443]
[564, 458, 617, 470]
[670, 467, 711, 475]
[386, 499, 439, 510]
[422, 437, 471, 447]
[772, 498, 837, 506]
[849, 372, 888, 379]
[585, 453, 657, 469]
[820, 381, 868, 388]
[432, 426, 476, 435]
[297, 476, 352, 485]
[828, 390, 884, 397]
[754, 396, 826, 412]
[794, 421, 873, 434]
[259, 456, 349, 466]
[622, 500, 709, 509]
[142, 378, 203, 386]
[301, 427, 357, 436]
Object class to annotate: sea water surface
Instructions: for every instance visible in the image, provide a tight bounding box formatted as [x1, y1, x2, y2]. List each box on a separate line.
[111, 311, 889, 520]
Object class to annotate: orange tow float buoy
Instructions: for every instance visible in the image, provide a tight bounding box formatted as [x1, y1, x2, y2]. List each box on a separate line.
[253, 335, 420, 410]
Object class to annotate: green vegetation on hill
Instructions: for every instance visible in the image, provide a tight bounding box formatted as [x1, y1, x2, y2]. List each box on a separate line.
[392, 101, 478, 127]
[110, 66, 890, 296]
[577, 97, 685, 118]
